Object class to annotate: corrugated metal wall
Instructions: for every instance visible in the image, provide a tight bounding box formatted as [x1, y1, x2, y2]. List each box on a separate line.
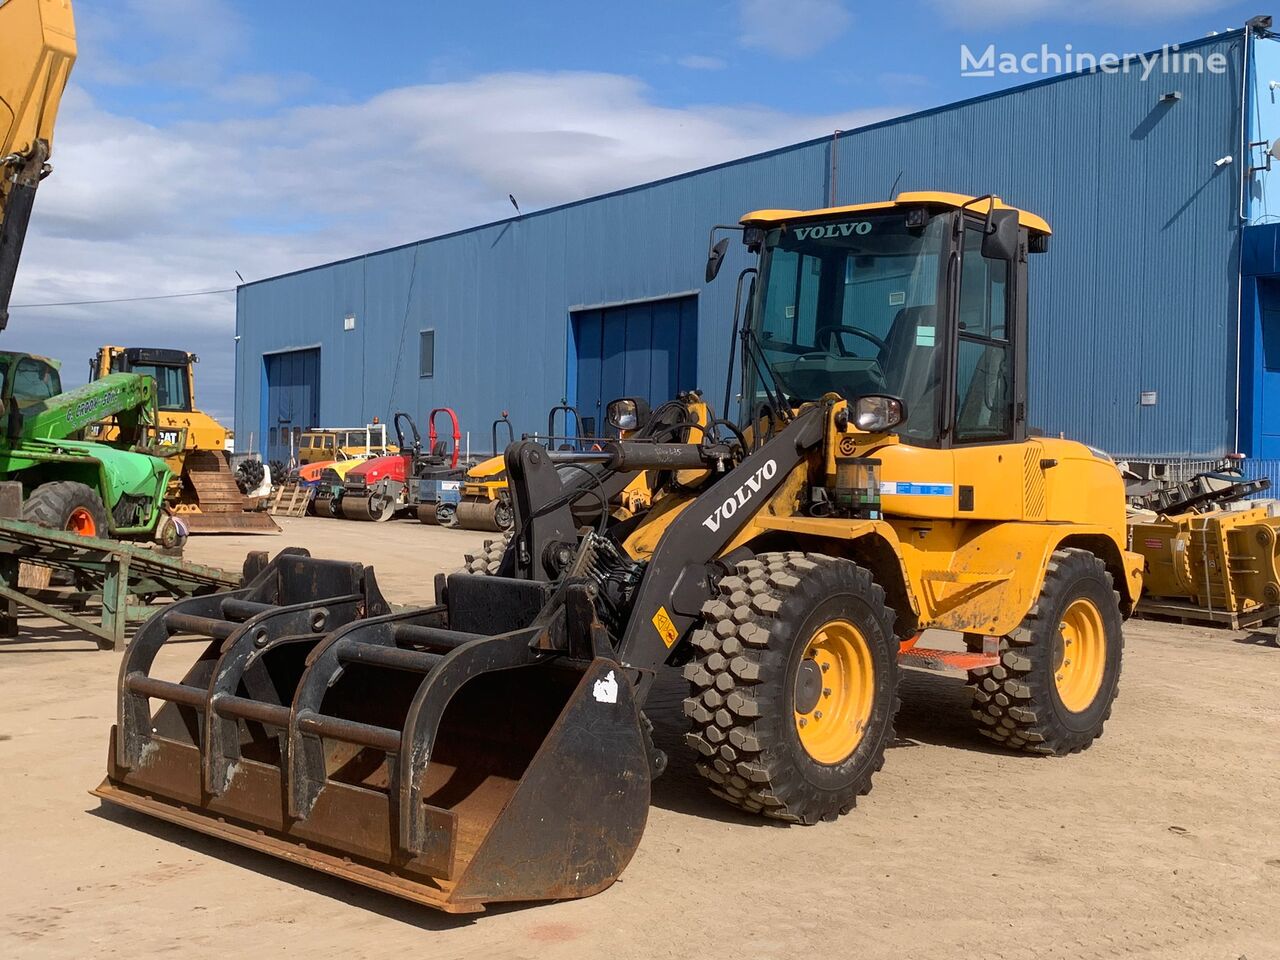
[236, 33, 1245, 458]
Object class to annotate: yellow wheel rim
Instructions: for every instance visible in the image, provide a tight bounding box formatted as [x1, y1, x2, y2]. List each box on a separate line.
[793, 619, 875, 764]
[1054, 598, 1107, 713]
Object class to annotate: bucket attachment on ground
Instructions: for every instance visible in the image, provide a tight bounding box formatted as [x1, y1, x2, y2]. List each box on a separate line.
[93, 550, 651, 913]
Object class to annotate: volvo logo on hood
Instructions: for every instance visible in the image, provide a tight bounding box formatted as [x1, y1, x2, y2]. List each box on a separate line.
[701, 459, 778, 533]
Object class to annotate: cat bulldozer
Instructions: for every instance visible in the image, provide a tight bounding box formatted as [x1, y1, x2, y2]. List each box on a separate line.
[91, 346, 278, 534]
[95, 192, 1142, 913]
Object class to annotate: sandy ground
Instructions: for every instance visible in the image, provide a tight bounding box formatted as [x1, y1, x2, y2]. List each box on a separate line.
[1, 517, 1278, 960]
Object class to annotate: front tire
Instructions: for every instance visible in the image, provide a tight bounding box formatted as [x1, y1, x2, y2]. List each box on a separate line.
[23, 482, 110, 538]
[683, 551, 899, 824]
[968, 548, 1123, 755]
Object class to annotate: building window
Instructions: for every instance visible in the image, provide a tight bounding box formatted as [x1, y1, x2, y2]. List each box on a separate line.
[419, 330, 435, 378]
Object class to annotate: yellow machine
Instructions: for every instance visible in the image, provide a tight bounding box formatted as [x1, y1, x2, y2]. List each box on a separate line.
[1131, 506, 1280, 621]
[96, 193, 1141, 913]
[1, 0, 76, 331]
[91, 346, 278, 533]
[454, 455, 512, 530]
[298, 425, 388, 466]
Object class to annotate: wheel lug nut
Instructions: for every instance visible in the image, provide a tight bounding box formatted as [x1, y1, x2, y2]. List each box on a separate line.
[814, 710, 823, 720]
[1064, 659, 1071, 666]
[820, 662, 830, 672]
[823, 687, 832, 697]
[798, 718, 807, 727]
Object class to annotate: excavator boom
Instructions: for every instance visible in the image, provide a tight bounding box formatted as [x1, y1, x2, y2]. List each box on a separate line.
[0, 0, 77, 329]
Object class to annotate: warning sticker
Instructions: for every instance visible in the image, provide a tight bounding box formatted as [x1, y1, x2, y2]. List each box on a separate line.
[652, 606, 679, 648]
[1142, 538, 1163, 549]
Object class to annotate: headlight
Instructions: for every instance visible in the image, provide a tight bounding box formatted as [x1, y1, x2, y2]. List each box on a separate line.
[852, 395, 906, 433]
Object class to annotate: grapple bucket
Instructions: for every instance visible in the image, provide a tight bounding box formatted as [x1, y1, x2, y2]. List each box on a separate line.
[92, 551, 650, 913]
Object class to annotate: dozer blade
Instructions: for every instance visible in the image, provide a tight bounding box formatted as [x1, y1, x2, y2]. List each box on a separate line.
[456, 497, 503, 531]
[178, 450, 280, 534]
[93, 552, 650, 913]
[176, 510, 281, 534]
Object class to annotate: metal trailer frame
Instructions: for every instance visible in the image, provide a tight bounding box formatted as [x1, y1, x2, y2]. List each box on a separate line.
[0, 517, 239, 649]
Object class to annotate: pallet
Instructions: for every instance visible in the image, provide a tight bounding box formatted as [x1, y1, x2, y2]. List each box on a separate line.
[267, 481, 311, 518]
[1134, 597, 1280, 631]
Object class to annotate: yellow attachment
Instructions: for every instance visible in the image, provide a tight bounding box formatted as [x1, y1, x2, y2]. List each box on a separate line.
[1130, 507, 1280, 612]
[741, 191, 1052, 236]
[1053, 598, 1107, 712]
[794, 619, 874, 764]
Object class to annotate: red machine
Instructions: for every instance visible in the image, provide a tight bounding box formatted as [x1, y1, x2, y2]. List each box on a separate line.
[340, 409, 460, 522]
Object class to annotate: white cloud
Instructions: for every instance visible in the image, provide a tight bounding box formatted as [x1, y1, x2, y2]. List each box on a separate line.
[678, 54, 729, 70]
[738, 0, 853, 59]
[9, 74, 900, 424]
[935, 0, 1237, 24]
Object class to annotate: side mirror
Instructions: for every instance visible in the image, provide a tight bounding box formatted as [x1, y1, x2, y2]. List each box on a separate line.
[850, 395, 906, 433]
[606, 397, 651, 433]
[705, 237, 730, 283]
[981, 208, 1020, 260]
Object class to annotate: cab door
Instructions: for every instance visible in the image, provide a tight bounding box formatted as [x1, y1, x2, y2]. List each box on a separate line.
[948, 219, 1027, 521]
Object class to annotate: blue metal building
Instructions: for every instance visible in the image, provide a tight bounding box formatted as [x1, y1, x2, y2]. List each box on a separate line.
[237, 27, 1280, 468]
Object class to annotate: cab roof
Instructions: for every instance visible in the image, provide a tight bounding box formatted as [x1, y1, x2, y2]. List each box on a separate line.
[740, 191, 1052, 235]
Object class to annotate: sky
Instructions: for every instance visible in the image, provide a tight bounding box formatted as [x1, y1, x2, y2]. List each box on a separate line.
[4, 0, 1264, 426]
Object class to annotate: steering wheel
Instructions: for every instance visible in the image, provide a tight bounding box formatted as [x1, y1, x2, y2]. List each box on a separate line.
[813, 324, 888, 357]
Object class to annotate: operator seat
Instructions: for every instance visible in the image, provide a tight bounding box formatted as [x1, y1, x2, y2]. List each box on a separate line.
[878, 306, 941, 428]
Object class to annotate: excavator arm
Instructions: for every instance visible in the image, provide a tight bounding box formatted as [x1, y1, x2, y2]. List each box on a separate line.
[0, 0, 77, 330]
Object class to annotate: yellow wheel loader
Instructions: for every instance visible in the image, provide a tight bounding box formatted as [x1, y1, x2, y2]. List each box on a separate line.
[94, 192, 1141, 913]
[91, 347, 278, 534]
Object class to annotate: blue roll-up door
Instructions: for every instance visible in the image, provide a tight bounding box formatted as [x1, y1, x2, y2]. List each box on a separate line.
[263, 348, 321, 466]
[573, 295, 697, 435]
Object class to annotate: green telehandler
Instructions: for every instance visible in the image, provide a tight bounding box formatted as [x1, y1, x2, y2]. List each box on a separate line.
[0, 349, 180, 543]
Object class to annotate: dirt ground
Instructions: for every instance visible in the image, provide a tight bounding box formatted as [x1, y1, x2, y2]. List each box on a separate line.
[1, 517, 1277, 959]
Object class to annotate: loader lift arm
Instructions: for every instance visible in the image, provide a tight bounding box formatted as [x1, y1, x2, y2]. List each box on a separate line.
[0, 0, 77, 330]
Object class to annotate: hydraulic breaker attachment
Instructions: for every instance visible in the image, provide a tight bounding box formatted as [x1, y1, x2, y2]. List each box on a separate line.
[93, 550, 651, 913]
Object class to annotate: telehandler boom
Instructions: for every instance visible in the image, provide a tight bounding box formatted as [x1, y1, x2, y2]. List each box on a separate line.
[95, 192, 1142, 912]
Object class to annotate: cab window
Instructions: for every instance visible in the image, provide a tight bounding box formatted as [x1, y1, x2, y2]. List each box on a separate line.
[954, 224, 1012, 443]
[323, 434, 334, 450]
[12, 358, 62, 404]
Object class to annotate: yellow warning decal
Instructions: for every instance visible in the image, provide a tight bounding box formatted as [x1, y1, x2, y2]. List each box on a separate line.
[652, 606, 679, 648]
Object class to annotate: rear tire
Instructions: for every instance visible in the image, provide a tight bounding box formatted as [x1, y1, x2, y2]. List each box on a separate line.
[968, 548, 1123, 755]
[23, 482, 110, 538]
[683, 551, 899, 824]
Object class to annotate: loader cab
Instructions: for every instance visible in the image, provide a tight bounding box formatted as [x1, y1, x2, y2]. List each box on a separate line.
[736, 193, 1048, 448]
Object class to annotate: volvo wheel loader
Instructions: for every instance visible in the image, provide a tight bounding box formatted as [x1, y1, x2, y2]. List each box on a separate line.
[95, 192, 1142, 913]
